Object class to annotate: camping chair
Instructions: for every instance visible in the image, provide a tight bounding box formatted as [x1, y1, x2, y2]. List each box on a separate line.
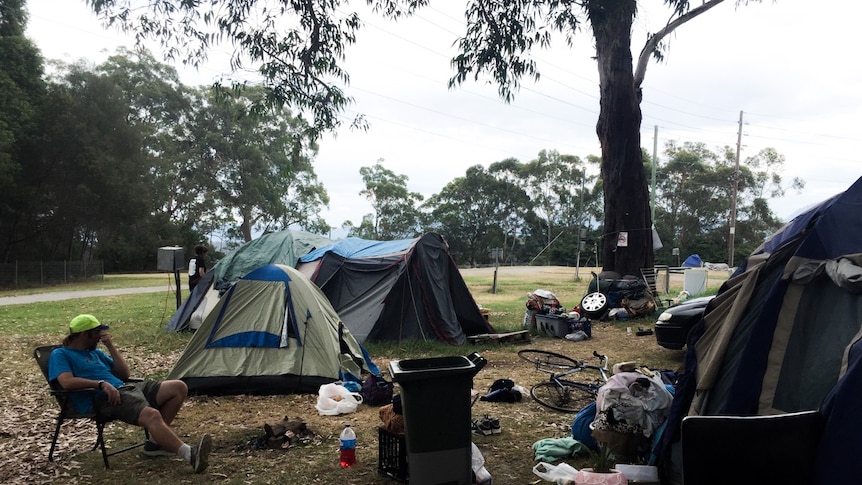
[681, 410, 824, 485]
[640, 267, 673, 310]
[33, 344, 148, 468]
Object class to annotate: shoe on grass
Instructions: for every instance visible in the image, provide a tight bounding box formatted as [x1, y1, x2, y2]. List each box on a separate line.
[191, 434, 213, 473]
[472, 417, 494, 437]
[489, 417, 501, 435]
[142, 440, 174, 457]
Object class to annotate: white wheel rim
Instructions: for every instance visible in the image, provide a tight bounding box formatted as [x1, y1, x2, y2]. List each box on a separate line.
[582, 293, 607, 312]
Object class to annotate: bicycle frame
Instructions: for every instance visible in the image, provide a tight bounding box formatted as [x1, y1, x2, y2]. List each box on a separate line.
[522, 350, 610, 412]
[544, 352, 609, 390]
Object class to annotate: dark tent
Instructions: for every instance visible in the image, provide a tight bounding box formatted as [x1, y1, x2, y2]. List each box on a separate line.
[297, 232, 493, 345]
[657, 176, 862, 484]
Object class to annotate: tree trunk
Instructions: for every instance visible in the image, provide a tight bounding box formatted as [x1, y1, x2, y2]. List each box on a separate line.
[591, 0, 654, 276]
[241, 213, 253, 242]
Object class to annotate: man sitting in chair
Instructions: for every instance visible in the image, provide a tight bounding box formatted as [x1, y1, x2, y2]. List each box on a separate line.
[48, 314, 212, 473]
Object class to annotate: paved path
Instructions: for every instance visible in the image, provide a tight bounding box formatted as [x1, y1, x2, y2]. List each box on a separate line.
[0, 286, 171, 306]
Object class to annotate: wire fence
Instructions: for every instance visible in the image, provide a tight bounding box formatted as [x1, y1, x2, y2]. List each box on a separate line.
[0, 261, 104, 288]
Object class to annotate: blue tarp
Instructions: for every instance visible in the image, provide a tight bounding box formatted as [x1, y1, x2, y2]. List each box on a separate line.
[300, 237, 417, 262]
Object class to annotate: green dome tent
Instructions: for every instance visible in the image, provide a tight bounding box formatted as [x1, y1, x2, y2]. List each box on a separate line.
[168, 264, 371, 396]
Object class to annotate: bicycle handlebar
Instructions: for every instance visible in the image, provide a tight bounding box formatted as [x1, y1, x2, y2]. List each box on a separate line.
[592, 351, 609, 369]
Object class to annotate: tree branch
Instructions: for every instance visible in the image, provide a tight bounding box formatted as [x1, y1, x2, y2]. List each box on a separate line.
[633, 0, 725, 88]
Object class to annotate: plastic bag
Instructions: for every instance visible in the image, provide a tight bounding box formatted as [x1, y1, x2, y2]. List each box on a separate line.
[315, 383, 363, 415]
[532, 462, 579, 484]
[472, 443, 492, 484]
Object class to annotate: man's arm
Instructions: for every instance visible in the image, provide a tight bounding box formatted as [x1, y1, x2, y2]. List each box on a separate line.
[100, 332, 131, 380]
[55, 371, 107, 390]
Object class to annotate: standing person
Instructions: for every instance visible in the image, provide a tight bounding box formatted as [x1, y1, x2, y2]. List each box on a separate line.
[188, 244, 208, 292]
[48, 314, 213, 473]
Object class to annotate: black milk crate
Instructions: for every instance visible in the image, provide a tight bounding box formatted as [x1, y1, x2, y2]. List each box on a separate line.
[378, 427, 408, 482]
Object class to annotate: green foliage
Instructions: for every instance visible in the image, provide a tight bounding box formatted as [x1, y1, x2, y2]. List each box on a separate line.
[352, 162, 423, 240]
[424, 164, 533, 266]
[654, 141, 799, 265]
[0, 0, 46, 260]
[190, 85, 327, 241]
[587, 443, 617, 473]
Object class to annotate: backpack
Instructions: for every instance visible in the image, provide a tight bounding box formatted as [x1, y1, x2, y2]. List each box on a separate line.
[188, 258, 197, 276]
[361, 374, 394, 406]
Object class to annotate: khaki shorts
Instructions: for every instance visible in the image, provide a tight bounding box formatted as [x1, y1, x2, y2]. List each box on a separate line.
[95, 381, 162, 425]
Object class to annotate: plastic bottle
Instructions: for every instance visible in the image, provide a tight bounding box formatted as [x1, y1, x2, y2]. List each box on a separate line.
[339, 424, 356, 468]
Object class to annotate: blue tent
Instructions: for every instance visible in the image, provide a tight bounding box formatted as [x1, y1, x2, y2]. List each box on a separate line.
[657, 176, 862, 484]
[681, 253, 702, 267]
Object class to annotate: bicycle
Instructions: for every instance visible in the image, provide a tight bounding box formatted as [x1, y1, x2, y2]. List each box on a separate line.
[518, 349, 610, 413]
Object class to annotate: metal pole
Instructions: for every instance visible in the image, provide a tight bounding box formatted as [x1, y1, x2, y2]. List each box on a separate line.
[651, 125, 658, 224]
[729, 111, 743, 267]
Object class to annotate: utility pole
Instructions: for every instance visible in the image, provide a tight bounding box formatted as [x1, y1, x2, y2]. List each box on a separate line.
[575, 175, 585, 280]
[728, 111, 743, 267]
[651, 125, 658, 224]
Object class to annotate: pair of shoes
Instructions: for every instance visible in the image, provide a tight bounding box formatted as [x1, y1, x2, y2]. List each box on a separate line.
[142, 440, 174, 457]
[191, 434, 213, 473]
[472, 418, 493, 436]
[472, 416, 501, 436]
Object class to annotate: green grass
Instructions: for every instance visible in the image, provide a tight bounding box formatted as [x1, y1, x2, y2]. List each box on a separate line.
[0, 273, 174, 297]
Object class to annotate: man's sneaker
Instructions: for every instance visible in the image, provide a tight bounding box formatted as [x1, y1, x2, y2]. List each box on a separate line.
[489, 417, 501, 435]
[191, 434, 213, 473]
[142, 441, 174, 457]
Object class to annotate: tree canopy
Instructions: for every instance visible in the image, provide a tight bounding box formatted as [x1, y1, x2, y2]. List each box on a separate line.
[84, 0, 762, 275]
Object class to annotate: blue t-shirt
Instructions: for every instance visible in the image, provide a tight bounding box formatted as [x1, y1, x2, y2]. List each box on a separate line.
[48, 347, 125, 413]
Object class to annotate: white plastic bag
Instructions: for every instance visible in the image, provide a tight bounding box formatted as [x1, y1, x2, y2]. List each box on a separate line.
[472, 442, 492, 484]
[532, 461, 579, 484]
[315, 383, 363, 415]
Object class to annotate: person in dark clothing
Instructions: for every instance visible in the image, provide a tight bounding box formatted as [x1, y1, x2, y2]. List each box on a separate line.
[188, 244, 208, 292]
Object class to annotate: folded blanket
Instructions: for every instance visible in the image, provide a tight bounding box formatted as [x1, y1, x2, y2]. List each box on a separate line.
[532, 437, 583, 462]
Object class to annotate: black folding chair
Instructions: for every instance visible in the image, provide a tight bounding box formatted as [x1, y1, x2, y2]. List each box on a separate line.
[34, 344, 148, 468]
[681, 410, 824, 485]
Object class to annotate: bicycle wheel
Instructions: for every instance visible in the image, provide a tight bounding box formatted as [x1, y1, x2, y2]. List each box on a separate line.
[530, 381, 595, 413]
[518, 349, 582, 373]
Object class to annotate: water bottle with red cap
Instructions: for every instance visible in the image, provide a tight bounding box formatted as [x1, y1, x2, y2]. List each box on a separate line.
[339, 424, 356, 467]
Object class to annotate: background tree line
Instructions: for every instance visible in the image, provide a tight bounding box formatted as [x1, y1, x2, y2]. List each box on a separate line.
[1, 2, 801, 272]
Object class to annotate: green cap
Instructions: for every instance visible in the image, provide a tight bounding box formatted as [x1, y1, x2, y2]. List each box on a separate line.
[69, 314, 110, 333]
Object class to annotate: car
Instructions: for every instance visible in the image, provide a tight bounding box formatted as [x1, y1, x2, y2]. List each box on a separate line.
[654, 295, 715, 350]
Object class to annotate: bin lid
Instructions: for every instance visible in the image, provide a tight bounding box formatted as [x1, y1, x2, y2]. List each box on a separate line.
[389, 355, 481, 383]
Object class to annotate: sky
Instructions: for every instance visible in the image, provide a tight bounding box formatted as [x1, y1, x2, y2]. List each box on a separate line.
[25, 1, 862, 240]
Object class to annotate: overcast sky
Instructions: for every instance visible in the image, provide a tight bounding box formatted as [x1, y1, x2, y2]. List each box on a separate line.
[25, 1, 862, 239]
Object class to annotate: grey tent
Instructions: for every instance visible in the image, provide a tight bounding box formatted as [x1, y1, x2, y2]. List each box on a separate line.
[297, 232, 494, 345]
